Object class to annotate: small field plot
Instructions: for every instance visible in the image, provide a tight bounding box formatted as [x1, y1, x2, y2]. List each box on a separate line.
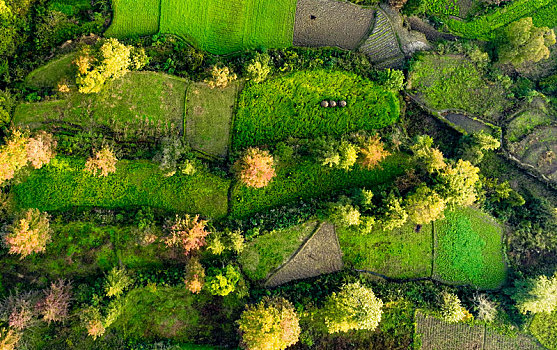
[359, 9, 404, 64]
[508, 125, 557, 183]
[13, 157, 230, 219]
[185, 82, 238, 157]
[506, 110, 553, 143]
[232, 70, 399, 151]
[230, 153, 409, 218]
[14, 72, 188, 140]
[433, 207, 506, 289]
[239, 221, 319, 282]
[293, 0, 374, 50]
[408, 54, 509, 122]
[159, 0, 297, 55]
[338, 221, 433, 279]
[530, 310, 557, 350]
[25, 52, 77, 89]
[104, 0, 160, 38]
[416, 311, 542, 350]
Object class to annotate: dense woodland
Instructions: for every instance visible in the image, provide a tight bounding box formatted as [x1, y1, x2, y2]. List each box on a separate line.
[0, 0, 557, 349]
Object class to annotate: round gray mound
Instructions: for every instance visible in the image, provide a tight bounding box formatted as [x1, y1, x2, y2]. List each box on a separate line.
[293, 0, 375, 50]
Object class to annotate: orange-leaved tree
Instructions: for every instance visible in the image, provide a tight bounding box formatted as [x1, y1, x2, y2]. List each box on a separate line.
[234, 147, 276, 188]
[164, 214, 211, 256]
[4, 208, 51, 259]
[84, 147, 118, 177]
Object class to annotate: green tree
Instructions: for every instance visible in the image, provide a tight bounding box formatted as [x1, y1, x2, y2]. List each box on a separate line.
[411, 135, 446, 174]
[460, 131, 501, 164]
[380, 192, 408, 231]
[237, 297, 301, 350]
[321, 281, 383, 333]
[104, 267, 134, 298]
[329, 200, 361, 227]
[245, 53, 272, 83]
[0, 90, 14, 127]
[498, 17, 556, 67]
[436, 159, 480, 209]
[440, 291, 467, 323]
[405, 185, 446, 225]
[512, 272, 557, 314]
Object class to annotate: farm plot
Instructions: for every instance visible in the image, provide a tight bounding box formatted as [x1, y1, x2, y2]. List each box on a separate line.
[293, 0, 374, 50]
[14, 72, 188, 140]
[238, 221, 319, 282]
[265, 222, 343, 287]
[433, 207, 506, 289]
[508, 125, 557, 182]
[337, 221, 433, 279]
[408, 54, 509, 122]
[25, 52, 77, 89]
[159, 0, 297, 54]
[505, 110, 554, 143]
[13, 157, 230, 219]
[359, 8, 404, 64]
[232, 70, 399, 151]
[415, 311, 543, 350]
[185, 82, 238, 157]
[229, 153, 409, 218]
[104, 0, 160, 38]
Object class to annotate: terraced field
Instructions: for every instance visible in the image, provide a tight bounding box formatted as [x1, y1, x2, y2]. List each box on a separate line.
[509, 125, 557, 182]
[359, 9, 404, 65]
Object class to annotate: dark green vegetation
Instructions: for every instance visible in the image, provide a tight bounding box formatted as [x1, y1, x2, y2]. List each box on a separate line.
[14, 157, 230, 219]
[338, 221, 433, 279]
[232, 70, 400, 150]
[107, 0, 297, 54]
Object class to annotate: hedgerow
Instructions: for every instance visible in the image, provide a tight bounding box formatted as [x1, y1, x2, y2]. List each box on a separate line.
[13, 157, 230, 219]
[232, 70, 399, 151]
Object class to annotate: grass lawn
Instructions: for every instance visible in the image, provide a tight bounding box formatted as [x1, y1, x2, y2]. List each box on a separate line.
[104, 0, 160, 38]
[433, 207, 507, 289]
[238, 221, 319, 281]
[408, 54, 509, 121]
[337, 221, 433, 279]
[185, 82, 238, 157]
[229, 153, 409, 218]
[25, 52, 77, 89]
[14, 72, 188, 139]
[159, 0, 297, 54]
[13, 156, 230, 219]
[232, 70, 399, 151]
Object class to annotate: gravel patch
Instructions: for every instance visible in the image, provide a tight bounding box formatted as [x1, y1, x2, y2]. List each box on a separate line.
[293, 0, 374, 50]
[265, 222, 343, 287]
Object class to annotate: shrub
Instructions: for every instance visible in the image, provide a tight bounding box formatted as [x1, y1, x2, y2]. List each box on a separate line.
[25, 131, 56, 169]
[164, 214, 211, 256]
[206, 65, 237, 89]
[0, 90, 14, 128]
[405, 185, 446, 225]
[512, 272, 557, 314]
[245, 53, 272, 83]
[329, 201, 361, 227]
[380, 192, 408, 231]
[153, 137, 190, 177]
[472, 293, 497, 322]
[84, 147, 118, 177]
[440, 291, 467, 323]
[321, 281, 383, 333]
[337, 140, 359, 171]
[237, 296, 301, 350]
[0, 327, 20, 350]
[4, 209, 51, 258]
[39, 279, 72, 323]
[206, 232, 226, 255]
[105, 267, 134, 298]
[0, 291, 38, 331]
[184, 258, 205, 294]
[358, 135, 390, 170]
[206, 265, 241, 296]
[234, 147, 276, 188]
[227, 229, 245, 254]
[0, 130, 29, 186]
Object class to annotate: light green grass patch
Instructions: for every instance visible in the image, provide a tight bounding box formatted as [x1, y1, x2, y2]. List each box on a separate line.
[104, 0, 160, 38]
[25, 52, 77, 89]
[232, 70, 400, 151]
[185, 82, 238, 157]
[159, 0, 297, 54]
[13, 156, 230, 219]
[433, 207, 506, 289]
[337, 221, 433, 279]
[238, 221, 319, 281]
[15, 72, 188, 139]
[230, 153, 409, 218]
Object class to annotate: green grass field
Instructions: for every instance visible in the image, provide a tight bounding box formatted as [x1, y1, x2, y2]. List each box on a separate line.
[25, 52, 77, 89]
[185, 82, 238, 157]
[229, 153, 409, 218]
[15, 72, 188, 139]
[337, 221, 433, 279]
[106, 0, 297, 54]
[238, 221, 319, 281]
[13, 157, 230, 219]
[433, 207, 506, 289]
[232, 70, 400, 151]
[409, 54, 509, 121]
[104, 0, 161, 38]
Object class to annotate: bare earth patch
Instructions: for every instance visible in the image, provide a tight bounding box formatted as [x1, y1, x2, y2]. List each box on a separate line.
[293, 0, 374, 50]
[265, 222, 343, 287]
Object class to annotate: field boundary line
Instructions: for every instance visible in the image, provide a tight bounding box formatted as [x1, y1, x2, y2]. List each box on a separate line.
[430, 222, 435, 278]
